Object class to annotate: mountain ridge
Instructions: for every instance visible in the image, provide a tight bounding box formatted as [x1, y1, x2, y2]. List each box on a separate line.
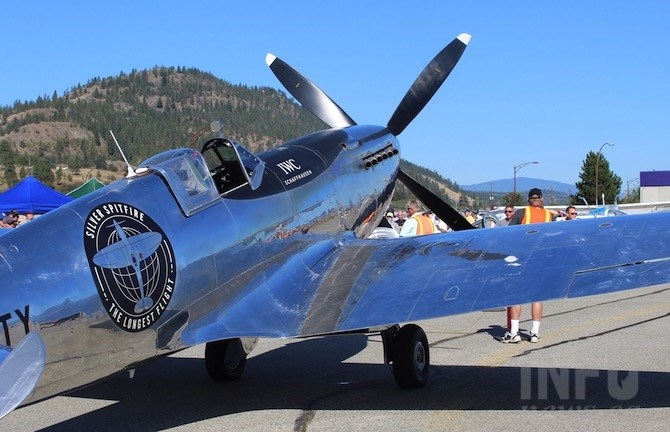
[462, 177, 574, 195]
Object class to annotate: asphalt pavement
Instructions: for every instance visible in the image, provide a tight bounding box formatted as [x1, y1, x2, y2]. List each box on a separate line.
[4, 284, 669, 432]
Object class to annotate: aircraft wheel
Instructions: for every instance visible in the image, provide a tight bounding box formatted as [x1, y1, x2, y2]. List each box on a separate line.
[392, 324, 429, 389]
[205, 338, 247, 382]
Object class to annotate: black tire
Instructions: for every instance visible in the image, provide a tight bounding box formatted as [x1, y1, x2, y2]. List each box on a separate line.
[392, 324, 429, 389]
[205, 339, 247, 382]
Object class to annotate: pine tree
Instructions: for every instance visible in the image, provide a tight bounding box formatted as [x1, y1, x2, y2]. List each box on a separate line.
[3, 165, 18, 187]
[572, 151, 622, 205]
[458, 192, 470, 210]
[32, 158, 55, 185]
[503, 191, 523, 206]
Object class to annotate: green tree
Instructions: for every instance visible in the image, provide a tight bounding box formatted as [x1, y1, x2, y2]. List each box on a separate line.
[503, 191, 523, 206]
[0, 140, 17, 166]
[32, 158, 55, 185]
[621, 187, 640, 204]
[571, 151, 622, 205]
[3, 165, 18, 187]
[457, 192, 469, 210]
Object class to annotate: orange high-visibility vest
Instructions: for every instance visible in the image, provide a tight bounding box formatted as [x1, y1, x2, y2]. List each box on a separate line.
[412, 213, 436, 235]
[522, 206, 552, 224]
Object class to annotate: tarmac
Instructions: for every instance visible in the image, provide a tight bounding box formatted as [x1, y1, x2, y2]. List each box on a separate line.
[4, 284, 669, 432]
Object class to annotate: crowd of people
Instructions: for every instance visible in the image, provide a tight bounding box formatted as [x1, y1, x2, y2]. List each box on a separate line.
[382, 188, 582, 346]
[384, 188, 580, 237]
[0, 209, 35, 228]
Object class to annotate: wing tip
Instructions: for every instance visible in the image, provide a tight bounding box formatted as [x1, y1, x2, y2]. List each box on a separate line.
[457, 33, 472, 45]
[0, 332, 46, 420]
[265, 53, 277, 66]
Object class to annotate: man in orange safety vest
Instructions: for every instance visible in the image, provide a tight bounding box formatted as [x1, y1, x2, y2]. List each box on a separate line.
[399, 199, 436, 237]
[502, 188, 556, 344]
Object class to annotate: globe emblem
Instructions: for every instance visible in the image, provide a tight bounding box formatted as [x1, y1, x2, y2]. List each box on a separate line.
[85, 203, 176, 332]
[104, 225, 162, 313]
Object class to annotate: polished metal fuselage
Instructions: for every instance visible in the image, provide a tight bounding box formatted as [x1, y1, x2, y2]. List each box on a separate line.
[0, 124, 399, 403]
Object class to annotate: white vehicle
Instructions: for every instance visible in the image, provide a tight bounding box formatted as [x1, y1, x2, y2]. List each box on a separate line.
[580, 207, 627, 218]
[368, 227, 400, 239]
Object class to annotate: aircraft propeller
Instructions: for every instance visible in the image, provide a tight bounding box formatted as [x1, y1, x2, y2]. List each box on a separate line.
[266, 53, 356, 129]
[266, 34, 474, 231]
[386, 34, 470, 136]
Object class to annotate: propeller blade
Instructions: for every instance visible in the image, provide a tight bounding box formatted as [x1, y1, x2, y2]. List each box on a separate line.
[387, 33, 470, 136]
[266, 53, 356, 129]
[397, 168, 474, 231]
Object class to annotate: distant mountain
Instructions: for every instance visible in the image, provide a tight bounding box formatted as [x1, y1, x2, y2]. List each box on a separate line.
[462, 177, 575, 195]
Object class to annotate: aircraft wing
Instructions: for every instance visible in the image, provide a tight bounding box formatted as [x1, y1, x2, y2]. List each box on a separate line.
[181, 212, 670, 344]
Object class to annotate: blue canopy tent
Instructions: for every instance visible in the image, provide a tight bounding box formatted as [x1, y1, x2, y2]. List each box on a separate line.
[0, 176, 73, 214]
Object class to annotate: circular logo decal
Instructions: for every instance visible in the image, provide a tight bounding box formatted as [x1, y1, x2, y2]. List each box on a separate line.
[84, 202, 176, 332]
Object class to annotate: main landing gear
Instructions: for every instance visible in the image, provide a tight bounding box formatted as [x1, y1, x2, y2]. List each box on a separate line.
[381, 324, 430, 388]
[203, 330, 430, 389]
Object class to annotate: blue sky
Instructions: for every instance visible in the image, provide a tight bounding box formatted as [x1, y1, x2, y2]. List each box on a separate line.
[2, 1, 669, 188]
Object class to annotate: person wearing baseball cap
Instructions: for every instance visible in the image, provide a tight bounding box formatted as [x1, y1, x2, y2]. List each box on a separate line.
[502, 188, 556, 344]
[385, 210, 400, 233]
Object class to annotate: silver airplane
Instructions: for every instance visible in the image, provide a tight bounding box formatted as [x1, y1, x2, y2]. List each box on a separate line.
[2, 33, 670, 420]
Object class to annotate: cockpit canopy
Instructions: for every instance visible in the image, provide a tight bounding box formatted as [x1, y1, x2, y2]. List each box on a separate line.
[138, 139, 265, 217]
[140, 148, 220, 216]
[200, 138, 265, 194]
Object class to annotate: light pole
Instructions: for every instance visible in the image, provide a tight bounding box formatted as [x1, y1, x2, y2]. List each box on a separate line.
[489, 182, 494, 208]
[626, 177, 639, 202]
[595, 142, 614, 206]
[513, 161, 539, 197]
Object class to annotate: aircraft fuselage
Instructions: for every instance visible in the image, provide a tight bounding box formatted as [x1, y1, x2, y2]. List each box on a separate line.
[0, 124, 399, 403]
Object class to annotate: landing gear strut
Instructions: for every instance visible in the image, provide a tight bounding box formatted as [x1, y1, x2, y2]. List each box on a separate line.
[205, 338, 247, 382]
[381, 324, 430, 388]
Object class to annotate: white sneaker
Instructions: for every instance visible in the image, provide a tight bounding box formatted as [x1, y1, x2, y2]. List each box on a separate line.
[501, 332, 521, 343]
[529, 333, 541, 343]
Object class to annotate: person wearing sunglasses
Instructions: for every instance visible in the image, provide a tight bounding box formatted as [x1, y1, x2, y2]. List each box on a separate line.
[564, 205, 578, 220]
[502, 188, 556, 344]
[496, 205, 515, 227]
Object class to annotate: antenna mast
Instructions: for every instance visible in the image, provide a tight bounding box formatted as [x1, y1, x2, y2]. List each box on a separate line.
[109, 130, 136, 177]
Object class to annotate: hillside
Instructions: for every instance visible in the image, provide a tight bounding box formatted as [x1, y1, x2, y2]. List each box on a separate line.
[462, 177, 574, 195]
[0, 67, 466, 205]
[0, 67, 328, 189]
